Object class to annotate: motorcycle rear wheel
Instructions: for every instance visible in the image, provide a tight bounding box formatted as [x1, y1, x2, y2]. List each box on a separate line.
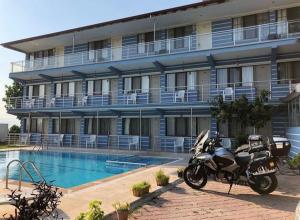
[183, 164, 207, 190]
[248, 174, 278, 195]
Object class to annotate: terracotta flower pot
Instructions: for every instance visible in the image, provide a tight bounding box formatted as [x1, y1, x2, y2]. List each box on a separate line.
[132, 186, 150, 197]
[156, 178, 169, 186]
[116, 210, 129, 220]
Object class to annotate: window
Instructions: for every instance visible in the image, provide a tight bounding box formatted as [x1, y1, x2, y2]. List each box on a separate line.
[166, 117, 210, 137]
[124, 76, 145, 93]
[94, 80, 102, 95]
[217, 67, 253, 88]
[278, 62, 300, 84]
[88, 39, 111, 61]
[52, 119, 60, 134]
[61, 83, 69, 97]
[243, 15, 257, 39]
[123, 118, 150, 136]
[167, 72, 190, 91]
[168, 25, 193, 49]
[30, 118, 38, 133]
[84, 118, 111, 135]
[61, 119, 75, 134]
[287, 7, 300, 33]
[132, 77, 141, 91]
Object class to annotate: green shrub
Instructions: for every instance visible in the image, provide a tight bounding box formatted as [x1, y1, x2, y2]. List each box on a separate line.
[155, 170, 169, 186]
[76, 200, 104, 220]
[132, 181, 151, 197]
[288, 154, 300, 169]
[112, 202, 130, 211]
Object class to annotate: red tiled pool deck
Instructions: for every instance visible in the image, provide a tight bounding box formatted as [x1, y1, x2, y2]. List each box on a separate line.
[130, 175, 300, 220]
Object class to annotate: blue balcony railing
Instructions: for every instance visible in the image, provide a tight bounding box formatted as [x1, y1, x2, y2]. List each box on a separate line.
[10, 20, 300, 73]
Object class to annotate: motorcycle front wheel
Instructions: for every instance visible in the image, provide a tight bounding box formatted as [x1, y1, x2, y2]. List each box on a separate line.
[183, 164, 207, 190]
[248, 174, 278, 195]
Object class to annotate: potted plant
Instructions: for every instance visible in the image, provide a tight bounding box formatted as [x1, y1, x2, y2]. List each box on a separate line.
[76, 200, 104, 220]
[132, 181, 151, 197]
[112, 202, 130, 220]
[177, 168, 184, 178]
[287, 154, 300, 174]
[155, 170, 169, 186]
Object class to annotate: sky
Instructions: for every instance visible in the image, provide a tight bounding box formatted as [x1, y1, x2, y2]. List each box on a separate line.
[0, 0, 199, 128]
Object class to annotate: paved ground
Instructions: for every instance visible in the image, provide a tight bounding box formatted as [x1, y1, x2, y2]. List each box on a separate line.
[130, 175, 300, 220]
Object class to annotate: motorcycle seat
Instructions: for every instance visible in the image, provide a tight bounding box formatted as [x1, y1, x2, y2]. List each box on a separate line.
[235, 152, 251, 166]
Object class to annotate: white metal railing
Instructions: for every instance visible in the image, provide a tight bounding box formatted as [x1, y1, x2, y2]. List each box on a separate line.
[5, 79, 293, 110]
[10, 20, 300, 73]
[6, 133, 197, 153]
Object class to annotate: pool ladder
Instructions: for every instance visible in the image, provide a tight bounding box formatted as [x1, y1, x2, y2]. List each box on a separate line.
[5, 160, 46, 191]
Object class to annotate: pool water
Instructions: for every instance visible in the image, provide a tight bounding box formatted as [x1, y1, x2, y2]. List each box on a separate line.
[0, 150, 176, 188]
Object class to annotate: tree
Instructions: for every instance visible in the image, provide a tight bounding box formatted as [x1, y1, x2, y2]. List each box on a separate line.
[232, 95, 250, 133]
[249, 90, 272, 134]
[211, 95, 234, 132]
[211, 90, 272, 136]
[9, 125, 20, 134]
[2, 82, 23, 110]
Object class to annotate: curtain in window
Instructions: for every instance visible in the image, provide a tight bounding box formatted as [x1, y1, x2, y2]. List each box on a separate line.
[187, 72, 196, 90]
[141, 76, 149, 93]
[55, 83, 61, 97]
[233, 17, 243, 41]
[187, 117, 197, 137]
[37, 118, 43, 133]
[28, 85, 33, 99]
[75, 81, 82, 96]
[68, 82, 75, 97]
[242, 66, 254, 87]
[87, 81, 94, 96]
[39, 85, 45, 98]
[124, 118, 130, 135]
[167, 74, 176, 91]
[42, 119, 48, 134]
[124, 78, 132, 94]
[166, 118, 175, 136]
[217, 69, 228, 89]
[88, 118, 93, 134]
[138, 33, 145, 54]
[277, 9, 287, 36]
[102, 79, 110, 95]
[88, 42, 95, 61]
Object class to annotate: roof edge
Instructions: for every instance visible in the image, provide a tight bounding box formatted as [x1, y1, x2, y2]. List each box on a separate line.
[1, 0, 225, 50]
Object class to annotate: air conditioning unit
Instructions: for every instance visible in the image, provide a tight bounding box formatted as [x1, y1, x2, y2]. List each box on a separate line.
[295, 83, 300, 92]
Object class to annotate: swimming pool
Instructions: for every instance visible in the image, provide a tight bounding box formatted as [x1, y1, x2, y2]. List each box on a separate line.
[0, 150, 176, 188]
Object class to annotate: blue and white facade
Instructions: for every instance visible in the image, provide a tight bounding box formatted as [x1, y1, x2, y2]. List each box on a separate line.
[3, 0, 300, 153]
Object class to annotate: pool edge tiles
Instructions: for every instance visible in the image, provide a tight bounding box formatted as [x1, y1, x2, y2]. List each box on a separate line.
[0, 150, 179, 189]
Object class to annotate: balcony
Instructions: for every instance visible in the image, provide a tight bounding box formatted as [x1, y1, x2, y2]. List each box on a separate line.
[5, 79, 293, 111]
[10, 20, 300, 73]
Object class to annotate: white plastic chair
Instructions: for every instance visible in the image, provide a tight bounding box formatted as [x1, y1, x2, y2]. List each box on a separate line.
[127, 93, 137, 104]
[82, 96, 88, 106]
[174, 90, 185, 102]
[174, 137, 185, 152]
[129, 136, 139, 151]
[20, 134, 30, 145]
[223, 87, 234, 101]
[86, 135, 96, 148]
[50, 98, 56, 107]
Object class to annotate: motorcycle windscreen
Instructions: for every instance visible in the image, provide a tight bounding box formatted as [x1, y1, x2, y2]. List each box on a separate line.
[192, 130, 207, 148]
[195, 130, 210, 153]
